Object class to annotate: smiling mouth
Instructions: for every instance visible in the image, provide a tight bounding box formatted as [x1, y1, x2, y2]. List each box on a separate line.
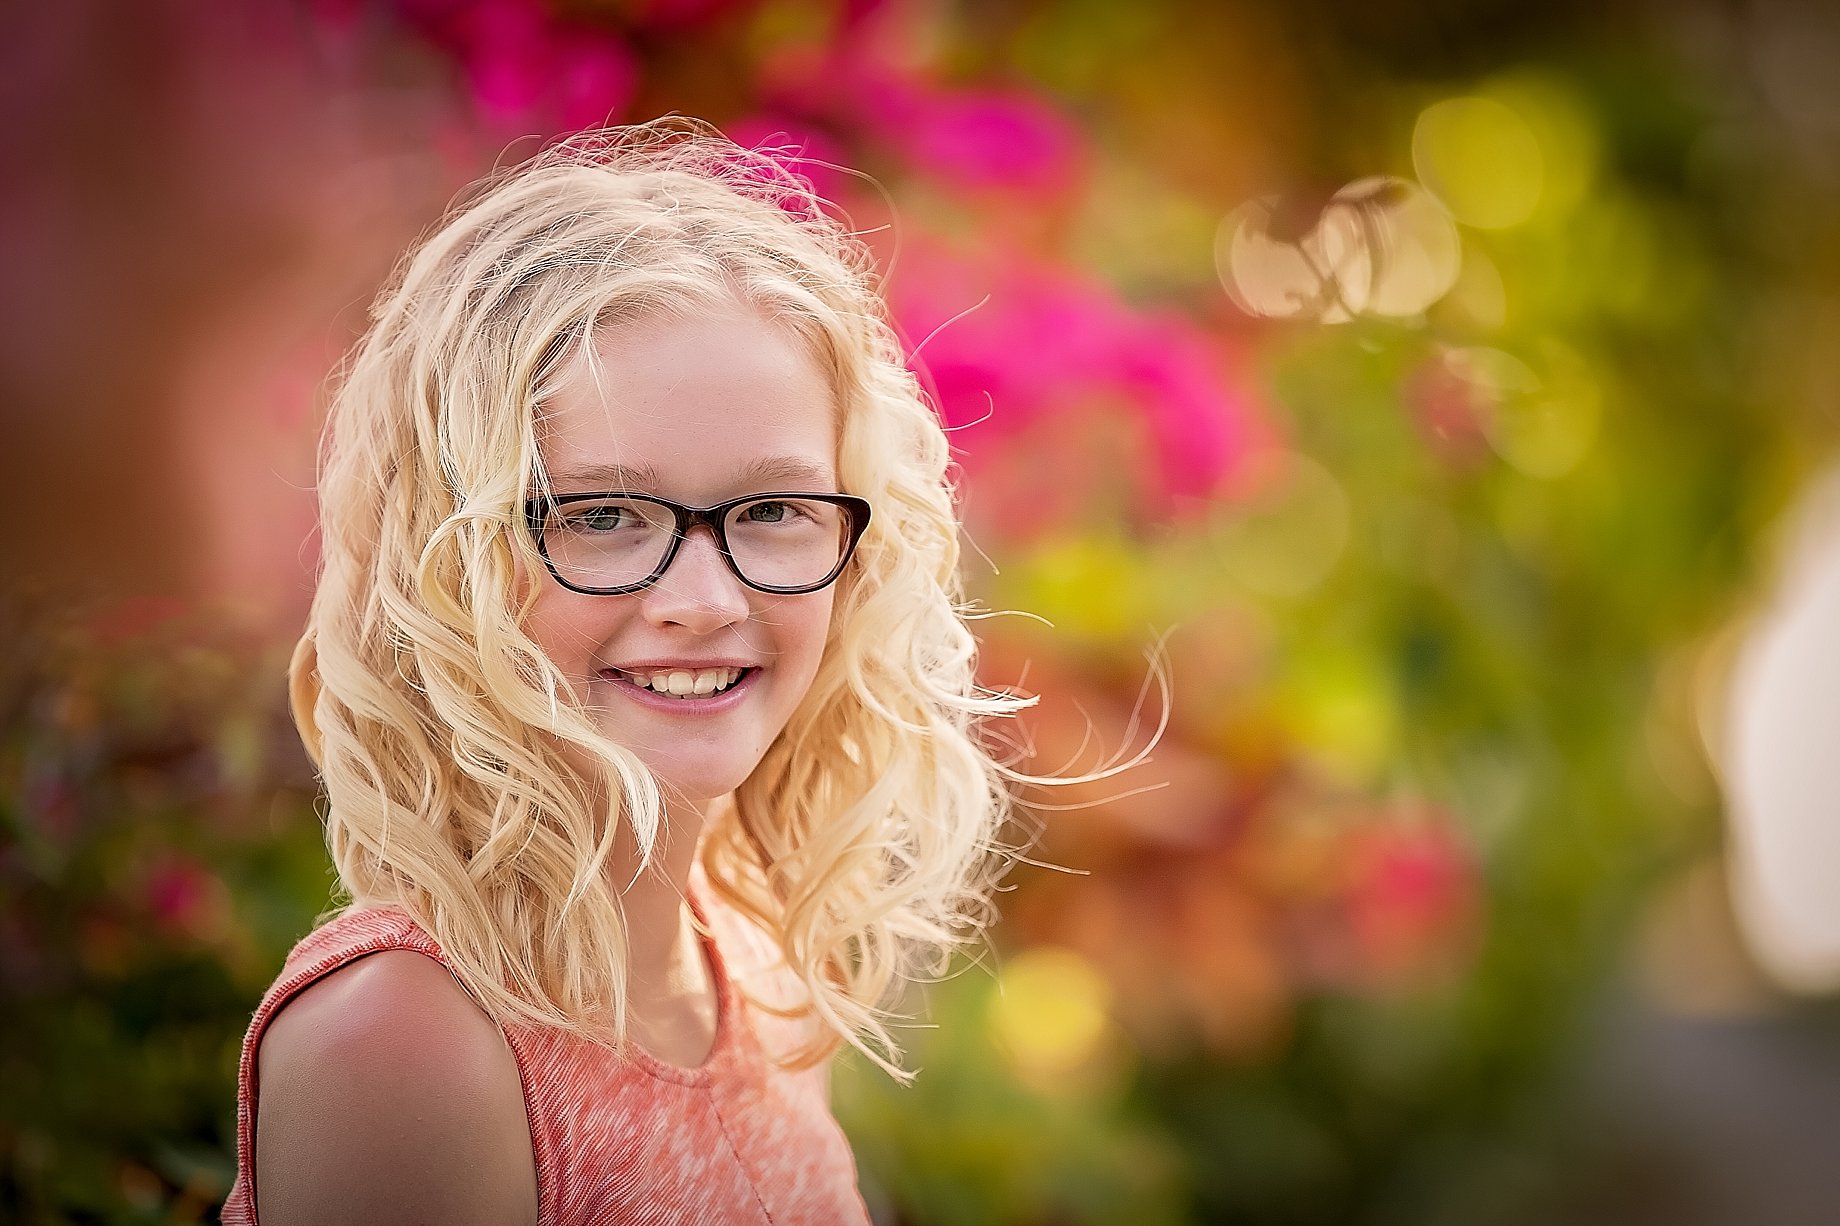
[603, 666, 754, 699]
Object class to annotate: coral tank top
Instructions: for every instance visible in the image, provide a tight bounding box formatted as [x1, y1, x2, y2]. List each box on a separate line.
[220, 866, 871, 1225]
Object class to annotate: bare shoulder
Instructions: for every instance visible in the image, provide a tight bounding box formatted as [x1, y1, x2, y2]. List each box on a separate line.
[254, 949, 537, 1226]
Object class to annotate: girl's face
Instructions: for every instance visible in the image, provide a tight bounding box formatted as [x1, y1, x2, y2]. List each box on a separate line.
[525, 300, 841, 813]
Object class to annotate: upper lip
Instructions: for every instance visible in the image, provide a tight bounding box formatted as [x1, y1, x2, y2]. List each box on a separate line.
[601, 660, 758, 673]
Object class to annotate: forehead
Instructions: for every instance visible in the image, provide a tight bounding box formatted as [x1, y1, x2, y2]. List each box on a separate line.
[539, 301, 839, 499]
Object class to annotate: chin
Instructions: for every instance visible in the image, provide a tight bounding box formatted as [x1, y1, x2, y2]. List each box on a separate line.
[622, 748, 762, 812]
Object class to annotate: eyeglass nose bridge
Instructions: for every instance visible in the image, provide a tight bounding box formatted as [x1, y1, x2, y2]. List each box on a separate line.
[645, 505, 744, 592]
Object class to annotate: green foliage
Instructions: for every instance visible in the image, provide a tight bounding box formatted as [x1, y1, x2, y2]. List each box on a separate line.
[836, 971, 1189, 1226]
[0, 622, 330, 1224]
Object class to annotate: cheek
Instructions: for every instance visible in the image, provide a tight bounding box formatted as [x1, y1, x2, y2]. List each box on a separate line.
[520, 597, 563, 668]
[511, 553, 545, 639]
[521, 584, 608, 671]
[786, 592, 838, 685]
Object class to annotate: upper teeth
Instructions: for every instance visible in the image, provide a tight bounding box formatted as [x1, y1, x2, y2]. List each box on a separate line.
[632, 667, 743, 697]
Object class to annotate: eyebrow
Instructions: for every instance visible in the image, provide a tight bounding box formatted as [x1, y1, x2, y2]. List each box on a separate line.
[548, 455, 838, 492]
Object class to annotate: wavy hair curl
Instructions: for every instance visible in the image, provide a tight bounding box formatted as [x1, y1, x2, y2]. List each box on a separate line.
[290, 118, 1032, 1077]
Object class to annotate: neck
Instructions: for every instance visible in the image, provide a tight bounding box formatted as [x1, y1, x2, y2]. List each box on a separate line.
[609, 787, 714, 992]
[604, 786, 727, 1067]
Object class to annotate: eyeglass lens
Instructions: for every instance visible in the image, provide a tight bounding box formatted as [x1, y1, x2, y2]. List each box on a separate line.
[540, 496, 852, 591]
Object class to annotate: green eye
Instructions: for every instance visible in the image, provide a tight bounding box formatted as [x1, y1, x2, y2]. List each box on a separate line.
[744, 501, 791, 523]
[569, 504, 635, 532]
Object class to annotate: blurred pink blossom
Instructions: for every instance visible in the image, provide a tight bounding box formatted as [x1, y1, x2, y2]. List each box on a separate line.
[142, 855, 233, 944]
[1407, 350, 1493, 468]
[863, 83, 1085, 196]
[894, 241, 1263, 513]
[1344, 818, 1480, 988]
[396, 0, 639, 129]
[757, 10, 1083, 197]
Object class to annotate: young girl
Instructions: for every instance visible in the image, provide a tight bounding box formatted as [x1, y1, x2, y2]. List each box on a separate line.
[222, 119, 1027, 1224]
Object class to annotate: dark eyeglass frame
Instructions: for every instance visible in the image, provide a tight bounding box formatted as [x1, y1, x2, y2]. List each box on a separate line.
[523, 490, 873, 596]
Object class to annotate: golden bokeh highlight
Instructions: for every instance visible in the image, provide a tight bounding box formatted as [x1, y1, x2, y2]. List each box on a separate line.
[987, 946, 1118, 1084]
[1413, 96, 1545, 230]
[1491, 76, 1601, 219]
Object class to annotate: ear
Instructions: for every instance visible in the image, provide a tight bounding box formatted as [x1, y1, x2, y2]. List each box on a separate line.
[288, 631, 325, 765]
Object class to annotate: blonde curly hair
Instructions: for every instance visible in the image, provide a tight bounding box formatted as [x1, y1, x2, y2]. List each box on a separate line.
[288, 119, 1030, 1077]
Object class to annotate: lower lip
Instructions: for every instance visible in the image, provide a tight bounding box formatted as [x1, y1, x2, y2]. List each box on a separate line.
[598, 668, 759, 714]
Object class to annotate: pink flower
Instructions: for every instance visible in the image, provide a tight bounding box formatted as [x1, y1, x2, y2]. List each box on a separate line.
[892, 241, 1262, 517]
[551, 37, 640, 130]
[143, 856, 233, 944]
[1114, 309, 1265, 508]
[778, 23, 1084, 197]
[891, 87, 1084, 195]
[396, 0, 638, 129]
[1344, 819, 1480, 988]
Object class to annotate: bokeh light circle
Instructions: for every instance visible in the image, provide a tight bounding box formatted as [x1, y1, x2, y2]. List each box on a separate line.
[1216, 193, 1367, 322]
[1413, 96, 1545, 229]
[1216, 177, 1461, 322]
[987, 946, 1117, 1082]
[1342, 176, 1464, 318]
[1442, 343, 1601, 478]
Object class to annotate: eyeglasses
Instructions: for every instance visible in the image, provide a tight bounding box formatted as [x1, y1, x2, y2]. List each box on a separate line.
[523, 491, 872, 596]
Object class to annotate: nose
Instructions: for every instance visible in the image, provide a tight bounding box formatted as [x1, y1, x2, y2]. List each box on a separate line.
[639, 526, 750, 632]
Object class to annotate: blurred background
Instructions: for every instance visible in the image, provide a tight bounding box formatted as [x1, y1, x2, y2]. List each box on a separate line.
[4, 0, 1840, 1222]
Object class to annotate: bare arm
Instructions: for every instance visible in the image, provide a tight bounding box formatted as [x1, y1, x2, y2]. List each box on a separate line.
[253, 951, 539, 1226]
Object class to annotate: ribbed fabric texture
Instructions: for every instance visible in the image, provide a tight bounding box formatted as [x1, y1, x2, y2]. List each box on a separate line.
[220, 866, 871, 1225]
